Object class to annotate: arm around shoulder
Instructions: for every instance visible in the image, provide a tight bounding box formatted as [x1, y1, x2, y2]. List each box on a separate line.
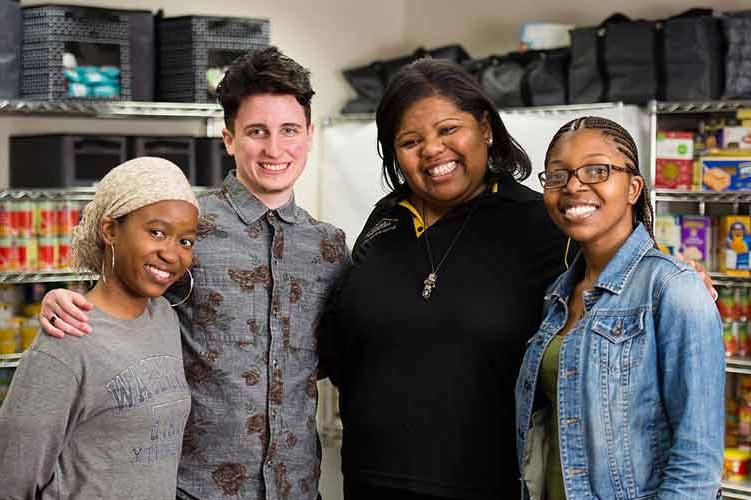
[654, 269, 724, 499]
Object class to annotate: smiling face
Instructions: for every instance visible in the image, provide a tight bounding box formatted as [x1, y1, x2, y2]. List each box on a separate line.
[394, 95, 491, 218]
[543, 128, 644, 250]
[102, 200, 198, 300]
[222, 93, 314, 209]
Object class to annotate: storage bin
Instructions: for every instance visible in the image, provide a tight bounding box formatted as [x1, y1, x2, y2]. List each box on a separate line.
[20, 4, 154, 101]
[127, 136, 196, 184]
[195, 138, 234, 186]
[10, 134, 126, 187]
[157, 15, 269, 103]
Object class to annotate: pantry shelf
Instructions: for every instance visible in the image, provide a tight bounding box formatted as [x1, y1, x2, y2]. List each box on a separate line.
[727, 357, 751, 375]
[711, 274, 751, 288]
[0, 99, 224, 120]
[0, 271, 98, 284]
[0, 353, 22, 369]
[723, 479, 751, 499]
[654, 190, 751, 204]
[654, 100, 751, 114]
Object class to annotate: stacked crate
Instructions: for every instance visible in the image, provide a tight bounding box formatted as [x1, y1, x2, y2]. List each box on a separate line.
[158, 15, 269, 102]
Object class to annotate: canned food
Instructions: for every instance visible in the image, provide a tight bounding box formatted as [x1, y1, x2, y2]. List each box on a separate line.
[20, 317, 39, 351]
[37, 236, 57, 271]
[58, 201, 81, 236]
[10, 200, 34, 238]
[37, 200, 58, 236]
[57, 235, 71, 270]
[739, 287, 750, 320]
[726, 321, 739, 357]
[740, 321, 750, 358]
[0, 202, 9, 238]
[719, 288, 736, 322]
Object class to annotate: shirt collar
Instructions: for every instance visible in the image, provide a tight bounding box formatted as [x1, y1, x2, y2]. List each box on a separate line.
[221, 170, 300, 225]
[549, 223, 655, 299]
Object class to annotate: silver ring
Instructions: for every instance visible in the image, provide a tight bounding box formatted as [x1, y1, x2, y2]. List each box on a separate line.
[49, 313, 58, 326]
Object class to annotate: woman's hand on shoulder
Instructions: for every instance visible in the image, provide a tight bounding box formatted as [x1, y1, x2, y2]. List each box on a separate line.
[40, 289, 93, 338]
[675, 252, 718, 301]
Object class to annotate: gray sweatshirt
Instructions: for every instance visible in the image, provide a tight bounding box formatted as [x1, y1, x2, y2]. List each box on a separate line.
[0, 297, 191, 500]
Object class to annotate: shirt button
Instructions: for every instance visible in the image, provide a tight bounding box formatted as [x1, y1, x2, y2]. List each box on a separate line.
[272, 359, 278, 367]
[266, 460, 272, 467]
[268, 211, 275, 219]
[272, 408, 278, 418]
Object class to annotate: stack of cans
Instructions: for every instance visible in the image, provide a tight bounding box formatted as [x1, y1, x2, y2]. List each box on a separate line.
[719, 286, 751, 358]
[0, 199, 82, 272]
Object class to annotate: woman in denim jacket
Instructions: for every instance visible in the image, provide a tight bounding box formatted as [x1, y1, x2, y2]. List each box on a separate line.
[515, 117, 724, 500]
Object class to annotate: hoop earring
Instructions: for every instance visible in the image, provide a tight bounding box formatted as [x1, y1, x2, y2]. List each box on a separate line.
[100, 243, 115, 283]
[170, 268, 194, 307]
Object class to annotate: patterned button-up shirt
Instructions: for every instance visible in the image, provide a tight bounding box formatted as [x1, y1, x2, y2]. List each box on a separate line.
[173, 172, 348, 500]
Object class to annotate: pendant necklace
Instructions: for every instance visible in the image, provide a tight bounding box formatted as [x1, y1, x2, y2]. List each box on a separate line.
[420, 199, 480, 301]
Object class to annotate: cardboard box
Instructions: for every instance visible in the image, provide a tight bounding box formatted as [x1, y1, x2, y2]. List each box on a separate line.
[718, 215, 751, 276]
[656, 131, 694, 160]
[722, 127, 751, 149]
[656, 158, 693, 189]
[702, 157, 751, 192]
[655, 215, 682, 256]
[681, 216, 713, 269]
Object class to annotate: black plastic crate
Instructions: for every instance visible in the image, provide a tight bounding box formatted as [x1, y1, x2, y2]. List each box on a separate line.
[195, 138, 234, 186]
[127, 136, 196, 184]
[10, 134, 127, 187]
[20, 5, 154, 101]
[157, 15, 269, 102]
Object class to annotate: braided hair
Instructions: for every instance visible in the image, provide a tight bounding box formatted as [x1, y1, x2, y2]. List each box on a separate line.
[545, 116, 656, 245]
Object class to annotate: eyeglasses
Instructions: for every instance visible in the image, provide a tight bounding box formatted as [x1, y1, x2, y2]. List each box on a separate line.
[538, 163, 638, 190]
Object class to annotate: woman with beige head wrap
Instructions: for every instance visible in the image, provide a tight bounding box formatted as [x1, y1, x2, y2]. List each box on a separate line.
[0, 157, 199, 499]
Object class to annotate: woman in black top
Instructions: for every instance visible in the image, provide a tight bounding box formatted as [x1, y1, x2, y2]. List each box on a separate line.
[320, 58, 569, 499]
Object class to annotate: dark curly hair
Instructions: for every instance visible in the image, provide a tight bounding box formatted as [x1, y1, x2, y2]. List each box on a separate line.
[375, 57, 531, 195]
[545, 116, 655, 243]
[216, 46, 314, 132]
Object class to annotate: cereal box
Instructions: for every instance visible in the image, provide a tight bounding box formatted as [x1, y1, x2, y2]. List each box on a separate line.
[718, 215, 751, 275]
[702, 157, 751, 192]
[681, 216, 713, 269]
[656, 131, 694, 159]
[655, 215, 682, 256]
[656, 159, 693, 189]
[656, 131, 694, 189]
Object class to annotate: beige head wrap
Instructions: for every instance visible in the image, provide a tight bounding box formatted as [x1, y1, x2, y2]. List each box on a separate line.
[72, 156, 199, 273]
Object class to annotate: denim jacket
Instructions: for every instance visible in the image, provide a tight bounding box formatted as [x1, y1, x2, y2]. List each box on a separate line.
[515, 224, 725, 500]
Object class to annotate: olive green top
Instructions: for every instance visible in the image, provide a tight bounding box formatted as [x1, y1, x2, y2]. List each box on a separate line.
[539, 335, 566, 500]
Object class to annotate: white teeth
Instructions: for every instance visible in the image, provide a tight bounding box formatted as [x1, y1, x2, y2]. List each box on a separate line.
[260, 163, 288, 171]
[145, 265, 170, 280]
[428, 161, 457, 177]
[565, 205, 598, 218]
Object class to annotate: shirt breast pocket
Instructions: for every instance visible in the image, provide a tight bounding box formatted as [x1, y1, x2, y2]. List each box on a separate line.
[591, 308, 648, 374]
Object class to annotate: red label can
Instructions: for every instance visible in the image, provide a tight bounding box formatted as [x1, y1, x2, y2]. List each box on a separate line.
[57, 236, 71, 270]
[37, 236, 57, 271]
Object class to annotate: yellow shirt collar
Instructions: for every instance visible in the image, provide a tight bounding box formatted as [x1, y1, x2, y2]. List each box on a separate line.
[398, 182, 498, 238]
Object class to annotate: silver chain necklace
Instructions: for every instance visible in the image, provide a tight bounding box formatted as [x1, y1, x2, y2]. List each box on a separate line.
[420, 199, 480, 301]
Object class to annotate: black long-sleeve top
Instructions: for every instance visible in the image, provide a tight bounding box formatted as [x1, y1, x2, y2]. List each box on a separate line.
[320, 176, 569, 499]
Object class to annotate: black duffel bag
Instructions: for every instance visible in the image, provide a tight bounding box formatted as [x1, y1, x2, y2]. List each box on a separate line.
[570, 14, 660, 105]
[341, 44, 471, 114]
[468, 48, 569, 108]
[604, 15, 660, 104]
[663, 8, 723, 101]
[724, 10, 751, 99]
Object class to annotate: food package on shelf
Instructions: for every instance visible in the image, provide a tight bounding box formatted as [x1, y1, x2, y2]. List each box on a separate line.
[681, 215, 713, 270]
[718, 216, 751, 276]
[702, 156, 751, 192]
[655, 131, 694, 189]
[655, 215, 682, 256]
